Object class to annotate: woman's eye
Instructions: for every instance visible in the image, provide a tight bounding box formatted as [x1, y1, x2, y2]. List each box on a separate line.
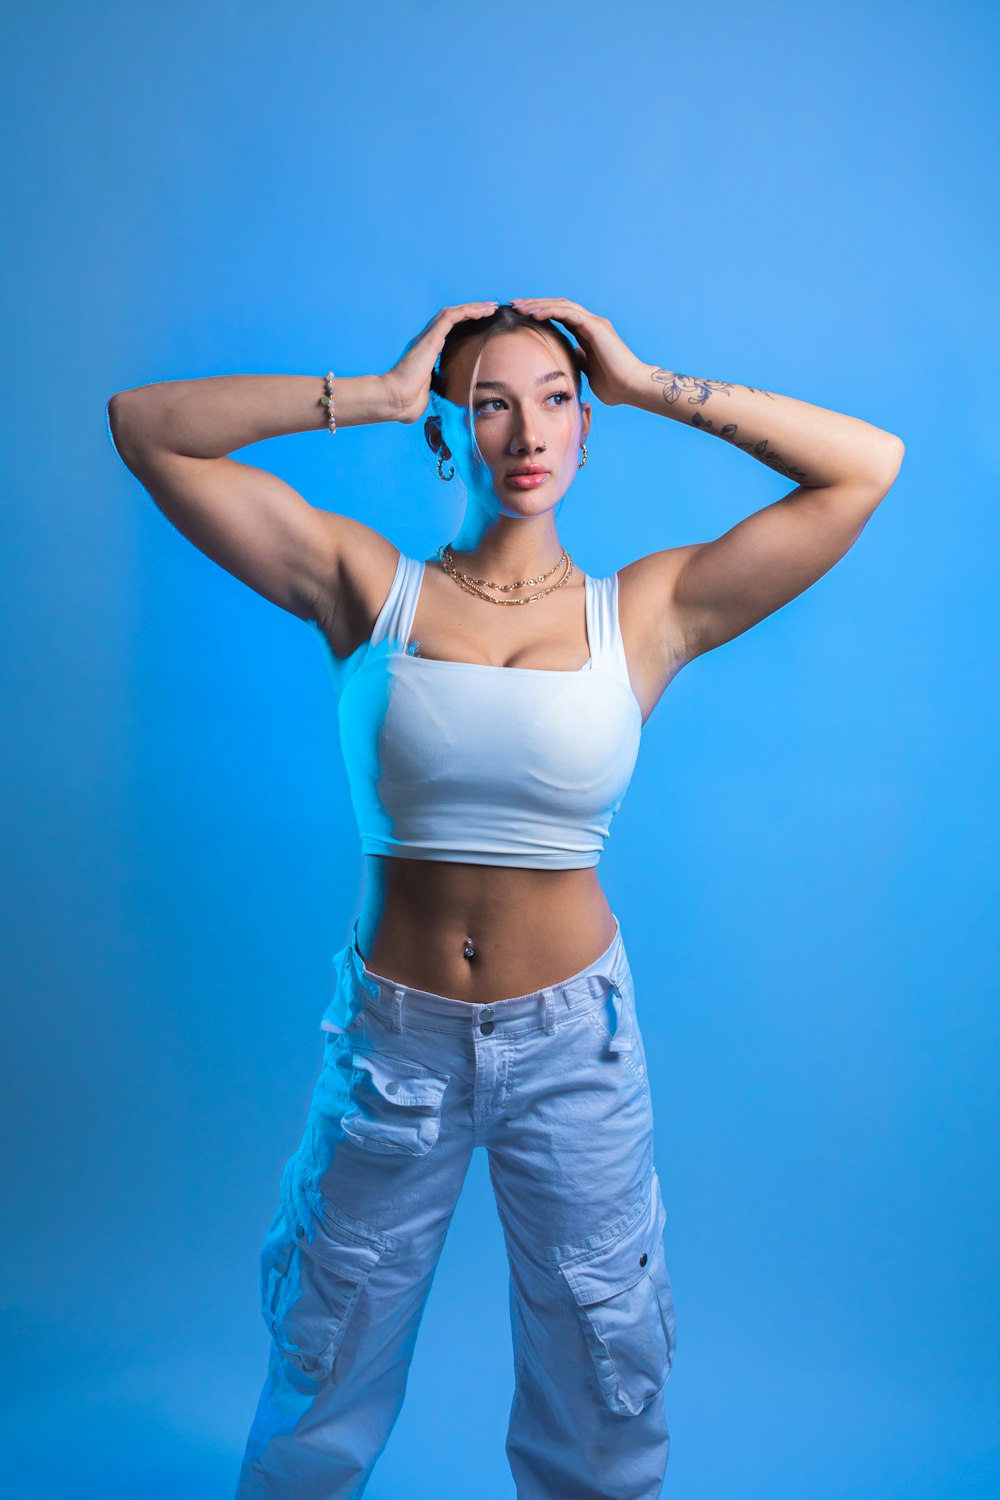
[475, 391, 572, 413]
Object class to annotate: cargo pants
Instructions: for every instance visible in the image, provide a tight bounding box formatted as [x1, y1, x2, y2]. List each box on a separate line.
[234, 915, 677, 1499]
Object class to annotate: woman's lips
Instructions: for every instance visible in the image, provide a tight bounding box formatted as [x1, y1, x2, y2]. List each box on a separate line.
[507, 471, 550, 489]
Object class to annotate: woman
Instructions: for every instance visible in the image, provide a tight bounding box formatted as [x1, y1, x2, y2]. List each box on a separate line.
[107, 299, 904, 1499]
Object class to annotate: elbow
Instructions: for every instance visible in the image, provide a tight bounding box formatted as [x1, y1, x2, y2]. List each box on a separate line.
[106, 393, 131, 463]
[106, 389, 146, 464]
[885, 434, 905, 488]
[106, 389, 129, 433]
[886, 433, 906, 470]
[867, 434, 905, 498]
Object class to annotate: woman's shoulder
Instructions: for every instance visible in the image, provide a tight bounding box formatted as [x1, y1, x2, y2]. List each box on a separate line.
[616, 546, 694, 610]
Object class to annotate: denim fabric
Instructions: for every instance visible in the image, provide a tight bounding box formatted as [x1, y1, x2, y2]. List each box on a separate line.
[235, 915, 677, 1499]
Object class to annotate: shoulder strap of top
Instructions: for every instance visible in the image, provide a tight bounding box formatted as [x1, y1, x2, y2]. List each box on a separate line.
[369, 551, 422, 650]
[587, 572, 629, 676]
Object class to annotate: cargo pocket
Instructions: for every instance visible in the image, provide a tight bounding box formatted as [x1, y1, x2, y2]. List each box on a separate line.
[341, 1045, 451, 1157]
[260, 1167, 390, 1382]
[556, 1170, 676, 1417]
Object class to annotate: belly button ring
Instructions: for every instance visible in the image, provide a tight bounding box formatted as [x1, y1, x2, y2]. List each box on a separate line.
[464, 936, 475, 960]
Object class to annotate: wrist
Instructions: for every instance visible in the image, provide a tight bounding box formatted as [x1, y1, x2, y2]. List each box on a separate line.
[618, 361, 667, 415]
[354, 373, 403, 426]
[324, 373, 403, 428]
[374, 373, 409, 424]
[372, 372, 422, 425]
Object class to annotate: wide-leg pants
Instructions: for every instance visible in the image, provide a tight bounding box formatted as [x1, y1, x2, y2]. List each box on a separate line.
[234, 915, 677, 1499]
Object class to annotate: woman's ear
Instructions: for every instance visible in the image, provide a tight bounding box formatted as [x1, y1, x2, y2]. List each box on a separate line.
[424, 417, 447, 457]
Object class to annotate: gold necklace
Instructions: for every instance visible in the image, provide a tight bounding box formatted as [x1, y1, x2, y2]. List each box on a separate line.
[436, 543, 575, 605]
[439, 544, 566, 591]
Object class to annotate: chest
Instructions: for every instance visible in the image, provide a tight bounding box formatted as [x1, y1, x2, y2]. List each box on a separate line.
[339, 650, 643, 813]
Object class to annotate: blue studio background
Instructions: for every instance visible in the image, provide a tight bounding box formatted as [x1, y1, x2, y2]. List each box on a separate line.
[3, 3, 997, 1496]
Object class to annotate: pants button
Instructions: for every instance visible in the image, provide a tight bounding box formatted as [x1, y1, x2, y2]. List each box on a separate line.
[480, 1006, 495, 1019]
[480, 1020, 495, 1036]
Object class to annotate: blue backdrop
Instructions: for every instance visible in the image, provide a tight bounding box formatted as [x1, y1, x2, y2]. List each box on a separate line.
[3, 3, 997, 1496]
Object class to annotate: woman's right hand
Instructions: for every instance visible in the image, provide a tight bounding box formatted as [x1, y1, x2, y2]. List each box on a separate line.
[382, 302, 498, 424]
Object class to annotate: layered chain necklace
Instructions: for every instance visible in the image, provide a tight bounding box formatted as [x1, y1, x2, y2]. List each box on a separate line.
[434, 542, 575, 604]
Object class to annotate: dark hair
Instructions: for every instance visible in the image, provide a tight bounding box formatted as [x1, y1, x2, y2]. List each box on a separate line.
[429, 302, 583, 407]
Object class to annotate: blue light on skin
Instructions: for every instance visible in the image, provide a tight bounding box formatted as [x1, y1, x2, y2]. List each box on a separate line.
[424, 327, 592, 570]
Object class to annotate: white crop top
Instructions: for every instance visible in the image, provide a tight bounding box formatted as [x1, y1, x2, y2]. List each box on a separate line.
[327, 551, 643, 869]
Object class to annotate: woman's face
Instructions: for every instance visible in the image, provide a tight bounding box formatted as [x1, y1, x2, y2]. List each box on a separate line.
[430, 329, 591, 517]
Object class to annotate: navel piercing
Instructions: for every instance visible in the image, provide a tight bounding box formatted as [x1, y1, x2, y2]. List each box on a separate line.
[464, 936, 475, 959]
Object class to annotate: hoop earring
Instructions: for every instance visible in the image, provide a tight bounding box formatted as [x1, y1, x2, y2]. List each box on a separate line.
[437, 451, 455, 482]
[578, 443, 589, 469]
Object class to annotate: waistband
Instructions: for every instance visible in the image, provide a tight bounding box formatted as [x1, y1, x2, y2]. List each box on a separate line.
[321, 914, 632, 1038]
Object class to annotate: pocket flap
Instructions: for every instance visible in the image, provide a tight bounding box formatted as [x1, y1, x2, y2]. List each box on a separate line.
[261, 1187, 388, 1382]
[350, 1048, 451, 1108]
[560, 1172, 667, 1305]
[299, 1203, 385, 1280]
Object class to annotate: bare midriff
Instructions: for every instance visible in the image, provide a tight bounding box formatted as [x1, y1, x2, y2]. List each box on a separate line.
[354, 856, 618, 1005]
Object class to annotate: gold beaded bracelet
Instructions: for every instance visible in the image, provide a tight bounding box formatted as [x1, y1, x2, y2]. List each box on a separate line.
[321, 372, 337, 435]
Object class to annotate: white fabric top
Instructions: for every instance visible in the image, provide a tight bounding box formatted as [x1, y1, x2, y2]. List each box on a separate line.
[333, 551, 643, 869]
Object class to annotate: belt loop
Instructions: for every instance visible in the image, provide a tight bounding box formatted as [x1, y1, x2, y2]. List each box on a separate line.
[542, 987, 557, 1035]
[391, 985, 405, 1033]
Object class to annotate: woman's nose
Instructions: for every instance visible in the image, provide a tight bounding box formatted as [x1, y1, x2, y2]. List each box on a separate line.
[510, 425, 545, 454]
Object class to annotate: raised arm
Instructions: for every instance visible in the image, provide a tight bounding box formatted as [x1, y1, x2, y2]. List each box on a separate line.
[623, 362, 905, 661]
[105, 371, 397, 624]
[509, 297, 906, 666]
[106, 302, 500, 629]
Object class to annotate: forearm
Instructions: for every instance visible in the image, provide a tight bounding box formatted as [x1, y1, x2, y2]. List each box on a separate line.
[107, 372, 396, 461]
[622, 362, 903, 489]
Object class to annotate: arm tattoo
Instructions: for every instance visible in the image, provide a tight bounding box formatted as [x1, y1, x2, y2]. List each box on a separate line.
[651, 370, 748, 405]
[649, 368, 810, 483]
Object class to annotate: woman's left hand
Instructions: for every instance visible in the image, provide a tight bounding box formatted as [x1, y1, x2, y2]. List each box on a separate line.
[510, 297, 647, 407]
